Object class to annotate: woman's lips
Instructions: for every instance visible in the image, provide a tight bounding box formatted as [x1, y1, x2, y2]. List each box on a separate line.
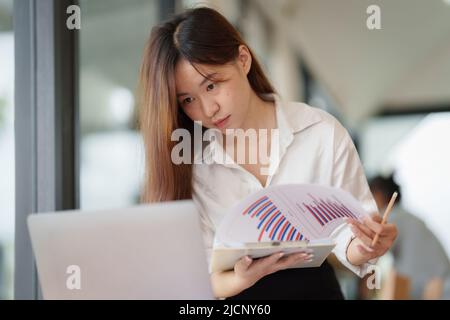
[213, 115, 231, 129]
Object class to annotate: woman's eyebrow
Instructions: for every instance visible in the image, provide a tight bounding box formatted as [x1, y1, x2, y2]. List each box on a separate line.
[177, 73, 219, 97]
[199, 72, 218, 87]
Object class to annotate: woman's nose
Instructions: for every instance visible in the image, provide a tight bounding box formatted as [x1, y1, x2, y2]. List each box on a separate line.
[202, 101, 220, 118]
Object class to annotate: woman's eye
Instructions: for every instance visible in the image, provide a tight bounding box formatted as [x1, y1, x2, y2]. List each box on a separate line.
[207, 83, 216, 91]
[182, 97, 193, 105]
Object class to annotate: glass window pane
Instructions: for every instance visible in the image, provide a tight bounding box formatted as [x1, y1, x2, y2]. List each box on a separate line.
[0, 0, 14, 300]
[79, 0, 159, 210]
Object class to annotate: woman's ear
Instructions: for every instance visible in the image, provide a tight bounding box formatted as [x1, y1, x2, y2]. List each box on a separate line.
[237, 45, 252, 76]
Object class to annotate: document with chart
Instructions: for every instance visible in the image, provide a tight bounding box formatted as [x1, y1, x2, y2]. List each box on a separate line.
[210, 184, 370, 272]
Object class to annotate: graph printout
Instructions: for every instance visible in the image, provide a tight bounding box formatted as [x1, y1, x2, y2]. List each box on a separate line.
[216, 184, 369, 244]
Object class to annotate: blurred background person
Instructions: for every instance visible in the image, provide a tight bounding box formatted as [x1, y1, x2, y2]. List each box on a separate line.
[369, 174, 450, 299]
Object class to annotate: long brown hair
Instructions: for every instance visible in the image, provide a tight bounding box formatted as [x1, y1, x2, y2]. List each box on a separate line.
[138, 7, 275, 203]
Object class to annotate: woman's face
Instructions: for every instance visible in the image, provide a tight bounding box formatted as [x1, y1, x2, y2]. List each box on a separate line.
[175, 45, 253, 132]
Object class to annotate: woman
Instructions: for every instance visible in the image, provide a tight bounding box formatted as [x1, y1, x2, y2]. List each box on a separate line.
[138, 7, 397, 299]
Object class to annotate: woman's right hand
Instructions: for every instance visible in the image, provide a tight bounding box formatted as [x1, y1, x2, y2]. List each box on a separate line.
[233, 251, 314, 290]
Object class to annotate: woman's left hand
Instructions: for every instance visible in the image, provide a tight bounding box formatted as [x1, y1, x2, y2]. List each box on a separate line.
[345, 214, 398, 261]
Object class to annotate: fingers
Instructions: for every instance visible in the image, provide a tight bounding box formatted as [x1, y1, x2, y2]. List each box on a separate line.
[349, 224, 375, 250]
[362, 216, 384, 234]
[274, 252, 314, 271]
[345, 213, 398, 261]
[266, 252, 286, 265]
[379, 223, 398, 240]
[250, 252, 285, 271]
[249, 251, 313, 274]
[234, 255, 253, 273]
[370, 213, 382, 223]
[356, 243, 374, 256]
[346, 215, 392, 238]
[346, 218, 376, 239]
[238, 250, 317, 278]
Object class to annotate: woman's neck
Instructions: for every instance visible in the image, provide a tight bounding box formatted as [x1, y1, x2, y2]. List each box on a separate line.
[240, 92, 276, 132]
[222, 92, 276, 167]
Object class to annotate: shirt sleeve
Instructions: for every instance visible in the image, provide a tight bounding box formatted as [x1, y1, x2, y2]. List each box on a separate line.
[191, 171, 218, 273]
[330, 120, 380, 278]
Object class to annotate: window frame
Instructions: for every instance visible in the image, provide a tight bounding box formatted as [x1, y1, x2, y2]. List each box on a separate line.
[14, 0, 79, 299]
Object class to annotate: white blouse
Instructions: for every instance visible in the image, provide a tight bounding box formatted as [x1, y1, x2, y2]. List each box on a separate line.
[192, 94, 379, 278]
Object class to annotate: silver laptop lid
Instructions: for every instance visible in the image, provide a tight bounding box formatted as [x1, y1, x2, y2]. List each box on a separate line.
[27, 200, 213, 300]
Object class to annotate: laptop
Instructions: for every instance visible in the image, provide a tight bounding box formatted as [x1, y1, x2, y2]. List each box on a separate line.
[27, 200, 214, 300]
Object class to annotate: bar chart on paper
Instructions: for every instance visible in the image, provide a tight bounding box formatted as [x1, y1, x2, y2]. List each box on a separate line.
[271, 186, 364, 239]
[241, 195, 307, 242]
[301, 193, 358, 226]
[216, 184, 369, 244]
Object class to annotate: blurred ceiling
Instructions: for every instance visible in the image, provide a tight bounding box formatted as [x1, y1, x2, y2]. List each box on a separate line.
[80, 0, 156, 89]
[2, 0, 449, 125]
[256, 0, 450, 122]
[79, 0, 157, 132]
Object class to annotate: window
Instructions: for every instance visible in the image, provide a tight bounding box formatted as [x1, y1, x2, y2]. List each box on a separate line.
[0, 0, 14, 300]
[361, 113, 450, 259]
[79, 0, 159, 209]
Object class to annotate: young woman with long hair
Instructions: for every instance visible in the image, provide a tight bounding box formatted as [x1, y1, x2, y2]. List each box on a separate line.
[138, 7, 397, 299]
